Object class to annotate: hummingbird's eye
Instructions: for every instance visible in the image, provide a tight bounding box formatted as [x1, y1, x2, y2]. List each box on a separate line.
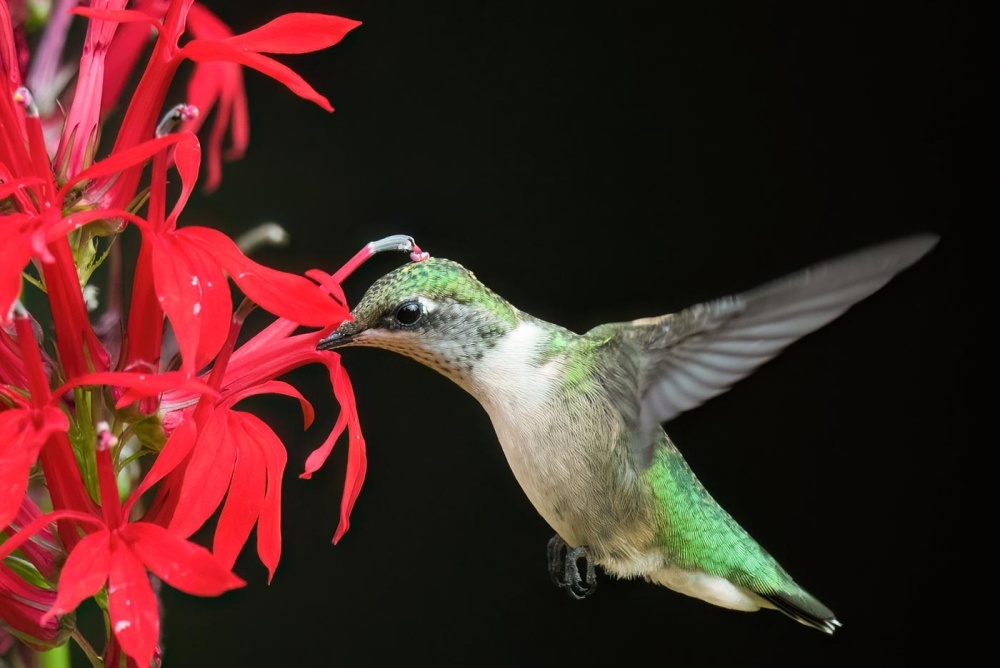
[393, 301, 423, 327]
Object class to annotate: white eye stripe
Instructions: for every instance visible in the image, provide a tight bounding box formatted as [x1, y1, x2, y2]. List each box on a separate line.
[417, 296, 438, 314]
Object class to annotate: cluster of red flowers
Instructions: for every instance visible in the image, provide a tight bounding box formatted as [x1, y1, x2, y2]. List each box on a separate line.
[0, 2, 401, 665]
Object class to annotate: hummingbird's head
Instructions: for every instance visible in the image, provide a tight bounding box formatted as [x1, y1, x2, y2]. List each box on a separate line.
[317, 257, 519, 377]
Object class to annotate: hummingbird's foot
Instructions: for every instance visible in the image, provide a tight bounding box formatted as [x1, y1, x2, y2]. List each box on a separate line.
[546, 534, 597, 600]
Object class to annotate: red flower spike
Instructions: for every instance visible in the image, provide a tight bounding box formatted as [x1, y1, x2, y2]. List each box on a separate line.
[2, 1, 374, 662]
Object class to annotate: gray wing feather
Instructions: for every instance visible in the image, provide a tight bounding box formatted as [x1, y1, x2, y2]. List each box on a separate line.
[623, 234, 938, 468]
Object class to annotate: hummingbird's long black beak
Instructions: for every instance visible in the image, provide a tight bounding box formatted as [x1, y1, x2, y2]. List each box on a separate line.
[317, 321, 365, 351]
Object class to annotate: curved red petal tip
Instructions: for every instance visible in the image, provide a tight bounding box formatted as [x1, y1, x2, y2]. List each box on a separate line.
[332, 522, 348, 545]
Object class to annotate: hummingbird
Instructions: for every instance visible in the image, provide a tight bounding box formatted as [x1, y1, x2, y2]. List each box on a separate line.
[318, 234, 938, 634]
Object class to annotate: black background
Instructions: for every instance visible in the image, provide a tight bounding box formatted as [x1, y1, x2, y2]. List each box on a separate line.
[83, 1, 978, 665]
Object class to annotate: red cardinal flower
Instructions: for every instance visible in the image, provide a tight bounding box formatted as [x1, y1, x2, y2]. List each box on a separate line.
[1, 1, 403, 664]
[36, 425, 244, 668]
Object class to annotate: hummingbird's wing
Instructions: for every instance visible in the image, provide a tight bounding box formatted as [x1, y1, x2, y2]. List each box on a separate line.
[598, 234, 938, 469]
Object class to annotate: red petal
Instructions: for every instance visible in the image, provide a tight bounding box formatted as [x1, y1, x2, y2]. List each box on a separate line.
[123, 522, 245, 595]
[175, 227, 348, 326]
[0, 3, 21, 89]
[99, 3, 166, 117]
[305, 268, 349, 308]
[221, 329, 324, 399]
[181, 41, 332, 111]
[296, 356, 366, 543]
[212, 412, 265, 571]
[300, 409, 346, 481]
[0, 509, 103, 564]
[121, 238, 163, 375]
[108, 533, 160, 668]
[152, 233, 231, 375]
[0, 407, 70, 528]
[166, 409, 236, 538]
[186, 60, 244, 191]
[331, 364, 366, 544]
[57, 370, 215, 403]
[0, 224, 36, 322]
[235, 413, 286, 581]
[223, 79, 250, 162]
[224, 13, 360, 54]
[70, 6, 161, 29]
[45, 207, 149, 245]
[165, 133, 202, 226]
[58, 0, 131, 175]
[46, 529, 111, 618]
[181, 3, 248, 191]
[219, 379, 314, 430]
[0, 176, 44, 199]
[42, 239, 110, 377]
[185, 2, 231, 40]
[60, 134, 185, 204]
[300, 354, 347, 480]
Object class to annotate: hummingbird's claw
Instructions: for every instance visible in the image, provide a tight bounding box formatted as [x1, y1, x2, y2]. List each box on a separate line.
[546, 534, 597, 599]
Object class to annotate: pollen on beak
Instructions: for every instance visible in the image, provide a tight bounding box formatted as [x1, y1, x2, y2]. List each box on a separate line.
[317, 321, 365, 351]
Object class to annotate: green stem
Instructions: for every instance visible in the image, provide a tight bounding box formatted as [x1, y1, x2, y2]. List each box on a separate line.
[71, 627, 103, 667]
[36, 643, 71, 668]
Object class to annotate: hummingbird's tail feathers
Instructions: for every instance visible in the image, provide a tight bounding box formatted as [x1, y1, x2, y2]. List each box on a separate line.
[627, 234, 939, 464]
[759, 589, 841, 634]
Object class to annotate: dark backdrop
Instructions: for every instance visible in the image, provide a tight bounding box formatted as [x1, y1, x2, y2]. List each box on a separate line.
[89, 1, 975, 665]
